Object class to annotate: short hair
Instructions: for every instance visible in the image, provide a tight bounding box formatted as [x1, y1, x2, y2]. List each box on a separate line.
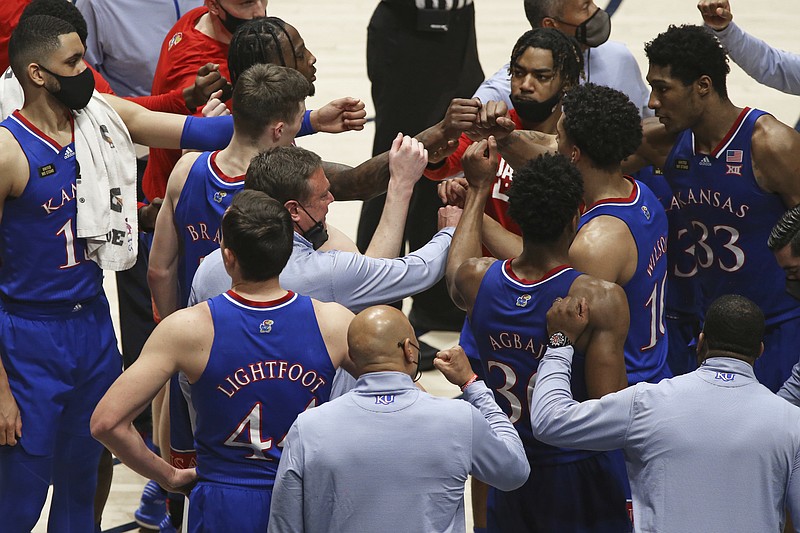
[245, 145, 322, 204]
[768, 205, 800, 256]
[228, 17, 296, 87]
[232, 64, 310, 140]
[507, 153, 584, 243]
[644, 24, 730, 99]
[20, 0, 88, 44]
[509, 28, 583, 92]
[562, 83, 642, 168]
[702, 295, 764, 359]
[9, 15, 75, 80]
[221, 190, 293, 282]
[523, 0, 562, 28]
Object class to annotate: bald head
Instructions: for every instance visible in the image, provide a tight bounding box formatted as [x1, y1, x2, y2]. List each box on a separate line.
[347, 306, 418, 376]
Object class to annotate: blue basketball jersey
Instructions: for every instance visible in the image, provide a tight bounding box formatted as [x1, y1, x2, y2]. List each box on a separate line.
[471, 260, 596, 465]
[0, 111, 102, 304]
[635, 167, 701, 319]
[578, 178, 671, 384]
[663, 108, 800, 325]
[174, 151, 242, 307]
[191, 290, 334, 489]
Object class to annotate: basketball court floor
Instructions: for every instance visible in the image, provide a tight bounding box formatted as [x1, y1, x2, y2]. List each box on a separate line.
[32, 0, 798, 529]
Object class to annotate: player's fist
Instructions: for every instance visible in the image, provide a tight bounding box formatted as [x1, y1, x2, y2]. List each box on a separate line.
[697, 0, 732, 31]
[442, 97, 481, 138]
[434, 345, 475, 387]
[438, 205, 463, 230]
[437, 177, 468, 208]
[462, 136, 499, 190]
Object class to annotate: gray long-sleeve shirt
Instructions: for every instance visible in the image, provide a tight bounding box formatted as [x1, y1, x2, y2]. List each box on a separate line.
[268, 371, 529, 533]
[779, 361, 800, 407]
[189, 229, 453, 313]
[531, 348, 800, 533]
[709, 22, 800, 95]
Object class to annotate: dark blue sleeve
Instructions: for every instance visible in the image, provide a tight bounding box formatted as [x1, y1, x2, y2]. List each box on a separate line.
[298, 109, 315, 137]
[180, 110, 316, 149]
[180, 115, 233, 151]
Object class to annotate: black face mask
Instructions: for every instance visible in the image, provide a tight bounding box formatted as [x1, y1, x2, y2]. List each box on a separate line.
[39, 65, 95, 110]
[297, 204, 329, 250]
[786, 279, 800, 301]
[573, 8, 611, 48]
[217, 1, 262, 34]
[510, 92, 561, 124]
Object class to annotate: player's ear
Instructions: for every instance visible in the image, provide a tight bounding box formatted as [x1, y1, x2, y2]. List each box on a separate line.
[221, 245, 237, 273]
[695, 75, 713, 97]
[272, 121, 286, 142]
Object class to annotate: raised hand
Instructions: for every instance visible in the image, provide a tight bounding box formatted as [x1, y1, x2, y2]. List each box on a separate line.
[461, 136, 499, 190]
[311, 97, 367, 133]
[437, 177, 468, 208]
[467, 100, 515, 142]
[184, 63, 230, 110]
[433, 345, 475, 387]
[201, 90, 230, 117]
[389, 133, 428, 192]
[697, 0, 733, 31]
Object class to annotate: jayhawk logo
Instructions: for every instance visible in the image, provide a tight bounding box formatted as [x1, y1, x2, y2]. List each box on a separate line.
[641, 205, 651, 220]
[213, 191, 228, 203]
[259, 320, 274, 334]
[516, 294, 531, 308]
[168, 32, 183, 50]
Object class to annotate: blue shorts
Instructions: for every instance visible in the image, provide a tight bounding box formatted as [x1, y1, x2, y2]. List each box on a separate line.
[755, 314, 800, 392]
[488, 451, 631, 533]
[188, 482, 272, 532]
[0, 294, 121, 456]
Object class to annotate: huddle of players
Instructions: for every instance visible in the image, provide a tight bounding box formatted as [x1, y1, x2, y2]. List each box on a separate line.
[5, 3, 800, 533]
[130, 21, 800, 533]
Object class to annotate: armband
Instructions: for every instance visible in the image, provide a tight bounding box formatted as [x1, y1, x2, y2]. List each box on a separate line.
[180, 115, 233, 151]
[460, 373, 479, 392]
[298, 109, 315, 137]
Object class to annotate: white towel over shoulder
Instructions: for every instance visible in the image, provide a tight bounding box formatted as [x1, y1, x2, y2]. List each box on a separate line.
[73, 91, 138, 270]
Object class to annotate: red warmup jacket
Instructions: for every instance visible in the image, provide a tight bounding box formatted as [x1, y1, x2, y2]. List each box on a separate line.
[424, 109, 525, 236]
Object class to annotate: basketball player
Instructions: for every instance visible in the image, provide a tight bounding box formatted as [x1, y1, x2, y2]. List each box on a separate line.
[625, 24, 800, 391]
[149, 64, 310, 317]
[559, 83, 671, 384]
[446, 138, 631, 532]
[0, 15, 216, 530]
[92, 190, 355, 531]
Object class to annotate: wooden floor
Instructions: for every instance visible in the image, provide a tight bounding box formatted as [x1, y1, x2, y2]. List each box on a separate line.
[33, 0, 798, 529]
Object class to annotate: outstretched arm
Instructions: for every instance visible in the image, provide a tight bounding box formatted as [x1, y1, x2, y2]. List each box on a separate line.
[699, 0, 800, 95]
[446, 138, 499, 312]
[104, 93, 188, 148]
[530, 296, 635, 451]
[364, 134, 427, 258]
